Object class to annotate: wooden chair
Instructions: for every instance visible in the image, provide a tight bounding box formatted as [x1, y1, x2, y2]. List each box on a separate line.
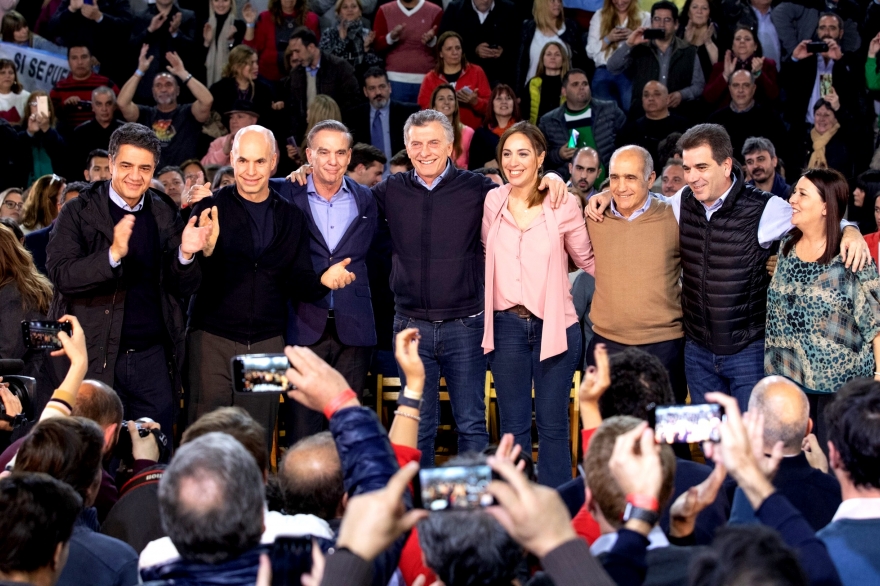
[484, 371, 582, 477]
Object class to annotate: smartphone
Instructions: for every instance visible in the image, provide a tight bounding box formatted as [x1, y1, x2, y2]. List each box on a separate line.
[567, 129, 579, 149]
[231, 354, 294, 393]
[21, 320, 73, 351]
[488, 43, 499, 49]
[36, 96, 49, 119]
[820, 73, 833, 97]
[269, 537, 312, 586]
[83, 0, 94, 4]
[413, 464, 496, 511]
[652, 404, 725, 444]
[286, 136, 298, 149]
[806, 41, 829, 53]
[643, 28, 665, 40]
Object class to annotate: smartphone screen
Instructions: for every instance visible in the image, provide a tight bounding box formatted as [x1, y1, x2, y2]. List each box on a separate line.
[270, 537, 312, 586]
[820, 73, 833, 97]
[36, 96, 49, 119]
[21, 320, 72, 351]
[654, 404, 724, 444]
[231, 354, 293, 393]
[414, 465, 495, 511]
[287, 136, 298, 149]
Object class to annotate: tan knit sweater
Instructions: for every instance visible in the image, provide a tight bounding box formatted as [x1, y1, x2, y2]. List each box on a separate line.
[586, 197, 683, 345]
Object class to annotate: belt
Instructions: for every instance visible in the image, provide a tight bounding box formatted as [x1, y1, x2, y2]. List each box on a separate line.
[501, 305, 533, 319]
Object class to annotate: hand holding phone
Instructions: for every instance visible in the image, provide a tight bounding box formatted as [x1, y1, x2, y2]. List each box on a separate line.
[36, 96, 49, 119]
[643, 28, 665, 40]
[806, 41, 829, 53]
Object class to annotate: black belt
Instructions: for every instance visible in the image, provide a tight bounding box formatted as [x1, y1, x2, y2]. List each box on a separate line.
[500, 305, 533, 318]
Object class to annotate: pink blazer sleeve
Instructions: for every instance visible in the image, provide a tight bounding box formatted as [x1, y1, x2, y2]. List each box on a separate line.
[558, 196, 595, 276]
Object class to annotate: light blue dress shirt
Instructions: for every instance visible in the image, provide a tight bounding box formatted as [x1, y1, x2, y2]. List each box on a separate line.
[306, 176, 358, 309]
[415, 160, 453, 191]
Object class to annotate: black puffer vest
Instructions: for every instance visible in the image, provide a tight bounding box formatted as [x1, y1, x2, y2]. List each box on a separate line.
[680, 166, 773, 355]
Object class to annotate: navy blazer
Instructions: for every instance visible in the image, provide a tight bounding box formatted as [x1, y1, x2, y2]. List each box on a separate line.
[271, 177, 378, 347]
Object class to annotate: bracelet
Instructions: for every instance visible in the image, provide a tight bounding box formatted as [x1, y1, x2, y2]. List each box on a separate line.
[135, 68, 145, 77]
[182, 73, 194, 84]
[402, 385, 423, 400]
[874, 371, 880, 375]
[626, 493, 659, 512]
[323, 388, 357, 419]
[246, 22, 255, 28]
[397, 394, 421, 409]
[393, 409, 421, 422]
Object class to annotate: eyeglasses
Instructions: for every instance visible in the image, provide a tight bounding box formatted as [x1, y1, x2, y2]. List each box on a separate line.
[2, 200, 23, 210]
[652, 16, 674, 24]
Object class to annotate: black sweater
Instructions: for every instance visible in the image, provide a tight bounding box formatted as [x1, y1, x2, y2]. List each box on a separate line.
[372, 164, 496, 321]
[190, 185, 329, 344]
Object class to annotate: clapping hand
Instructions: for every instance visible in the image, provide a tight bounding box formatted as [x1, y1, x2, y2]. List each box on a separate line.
[165, 51, 188, 79]
[669, 461, 726, 537]
[421, 25, 437, 45]
[321, 258, 355, 290]
[168, 11, 182, 35]
[242, 2, 257, 24]
[180, 205, 218, 258]
[0, 381, 23, 432]
[389, 23, 405, 42]
[870, 32, 880, 59]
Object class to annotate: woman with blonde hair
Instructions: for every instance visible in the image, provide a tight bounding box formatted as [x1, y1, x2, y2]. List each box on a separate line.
[302, 94, 342, 147]
[20, 91, 66, 185]
[209, 44, 275, 126]
[0, 222, 53, 389]
[482, 121, 594, 488]
[516, 0, 584, 89]
[431, 84, 472, 169]
[521, 42, 570, 125]
[586, 0, 650, 111]
[202, 0, 246, 86]
[19, 174, 65, 235]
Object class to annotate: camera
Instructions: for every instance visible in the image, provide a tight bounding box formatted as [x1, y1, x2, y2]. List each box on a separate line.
[806, 41, 829, 53]
[114, 418, 171, 465]
[643, 28, 665, 40]
[0, 359, 35, 430]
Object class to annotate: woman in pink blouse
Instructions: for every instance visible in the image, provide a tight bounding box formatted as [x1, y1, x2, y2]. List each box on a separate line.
[482, 121, 595, 488]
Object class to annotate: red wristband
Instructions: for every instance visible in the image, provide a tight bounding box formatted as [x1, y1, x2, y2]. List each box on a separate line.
[626, 494, 659, 512]
[323, 388, 357, 420]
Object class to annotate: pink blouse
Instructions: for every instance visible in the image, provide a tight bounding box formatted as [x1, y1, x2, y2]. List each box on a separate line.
[481, 184, 595, 361]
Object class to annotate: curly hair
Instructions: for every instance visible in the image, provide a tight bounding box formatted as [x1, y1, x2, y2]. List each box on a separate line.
[600, 348, 674, 420]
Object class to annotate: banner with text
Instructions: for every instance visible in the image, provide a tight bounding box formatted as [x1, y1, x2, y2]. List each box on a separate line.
[0, 43, 69, 93]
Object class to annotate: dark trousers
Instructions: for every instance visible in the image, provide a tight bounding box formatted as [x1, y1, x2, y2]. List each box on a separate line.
[807, 392, 835, 456]
[283, 317, 373, 445]
[113, 344, 174, 435]
[586, 333, 688, 403]
[186, 329, 283, 451]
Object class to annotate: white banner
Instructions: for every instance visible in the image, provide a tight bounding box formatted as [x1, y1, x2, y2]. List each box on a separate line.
[0, 42, 69, 93]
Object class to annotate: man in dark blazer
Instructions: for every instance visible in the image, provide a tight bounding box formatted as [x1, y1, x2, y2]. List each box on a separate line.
[438, 0, 521, 87]
[271, 120, 378, 442]
[283, 27, 361, 142]
[343, 67, 419, 173]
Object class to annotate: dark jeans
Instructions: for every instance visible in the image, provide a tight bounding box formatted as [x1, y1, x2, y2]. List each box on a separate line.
[392, 313, 489, 466]
[685, 337, 765, 413]
[113, 344, 174, 435]
[186, 329, 283, 451]
[488, 313, 581, 489]
[586, 333, 687, 403]
[283, 316, 373, 445]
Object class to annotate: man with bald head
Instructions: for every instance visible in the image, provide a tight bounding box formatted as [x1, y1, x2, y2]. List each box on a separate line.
[279, 432, 345, 520]
[585, 145, 687, 402]
[615, 81, 689, 173]
[187, 125, 356, 445]
[729, 375, 842, 529]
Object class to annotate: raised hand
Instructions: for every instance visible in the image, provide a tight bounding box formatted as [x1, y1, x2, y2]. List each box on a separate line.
[750, 55, 764, 74]
[389, 23, 405, 42]
[421, 25, 437, 45]
[81, 1, 101, 20]
[669, 462, 726, 537]
[363, 30, 375, 52]
[50, 315, 87, 367]
[165, 51, 188, 79]
[202, 22, 213, 46]
[802, 433, 828, 473]
[168, 11, 182, 35]
[197, 205, 220, 256]
[626, 27, 647, 47]
[242, 2, 257, 24]
[284, 345, 358, 413]
[579, 343, 610, 430]
[0, 383, 23, 432]
[110, 214, 135, 262]
[722, 49, 736, 81]
[824, 39, 843, 61]
[184, 181, 212, 208]
[791, 39, 811, 61]
[69, 0, 84, 11]
[320, 258, 355, 290]
[180, 212, 212, 258]
[870, 32, 880, 59]
[394, 328, 424, 388]
[137, 44, 154, 73]
[147, 11, 167, 33]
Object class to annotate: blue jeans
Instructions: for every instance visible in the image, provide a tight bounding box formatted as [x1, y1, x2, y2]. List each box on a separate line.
[591, 66, 633, 113]
[684, 338, 765, 413]
[487, 313, 581, 488]
[393, 313, 490, 466]
[390, 80, 422, 104]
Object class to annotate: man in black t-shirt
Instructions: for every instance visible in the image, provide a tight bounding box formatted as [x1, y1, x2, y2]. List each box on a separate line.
[117, 46, 213, 168]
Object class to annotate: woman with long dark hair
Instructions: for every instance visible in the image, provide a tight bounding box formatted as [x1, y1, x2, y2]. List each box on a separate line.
[765, 167, 880, 445]
[242, 0, 320, 81]
[482, 121, 594, 488]
[702, 23, 778, 111]
[430, 84, 472, 169]
[469, 84, 520, 170]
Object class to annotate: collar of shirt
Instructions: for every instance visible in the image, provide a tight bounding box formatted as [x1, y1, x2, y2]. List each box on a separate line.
[305, 57, 321, 77]
[610, 192, 652, 220]
[701, 176, 737, 214]
[109, 185, 144, 212]
[306, 174, 350, 201]
[751, 4, 771, 18]
[472, 0, 494, 22]
[590, 525, 670, 557]
[730, 101, 756, 114]
[415, 159, 452, 191]
[371, 102, 391, 120]
[832, 498, 880, 522]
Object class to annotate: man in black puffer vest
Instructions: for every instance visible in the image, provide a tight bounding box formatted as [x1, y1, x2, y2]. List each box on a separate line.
[676, 124, 868, 412]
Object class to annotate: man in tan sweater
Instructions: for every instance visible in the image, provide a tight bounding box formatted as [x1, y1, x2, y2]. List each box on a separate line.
[585, 145, 686, 402]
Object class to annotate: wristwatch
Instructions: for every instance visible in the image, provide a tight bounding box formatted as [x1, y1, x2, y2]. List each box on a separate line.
[621, 503, 660, 526]
[396, 394, 421, 409]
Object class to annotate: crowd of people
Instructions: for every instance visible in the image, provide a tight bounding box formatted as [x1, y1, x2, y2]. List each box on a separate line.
[2, 0, 880, 583]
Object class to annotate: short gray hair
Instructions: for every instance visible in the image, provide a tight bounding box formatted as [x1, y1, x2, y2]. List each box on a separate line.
[403, 109, 454, 145]
[609, 145, 654, 181]
[158, 432, 265, 564]
[742, 136, 777, 160]
[748, 376, 810, 452]
[91, 86, 116, 103]
[231, 125, 277, 158]
[306, 119, 354, 150]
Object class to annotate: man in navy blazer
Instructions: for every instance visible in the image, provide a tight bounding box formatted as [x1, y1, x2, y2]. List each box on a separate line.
[271, 120, 378, 441]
